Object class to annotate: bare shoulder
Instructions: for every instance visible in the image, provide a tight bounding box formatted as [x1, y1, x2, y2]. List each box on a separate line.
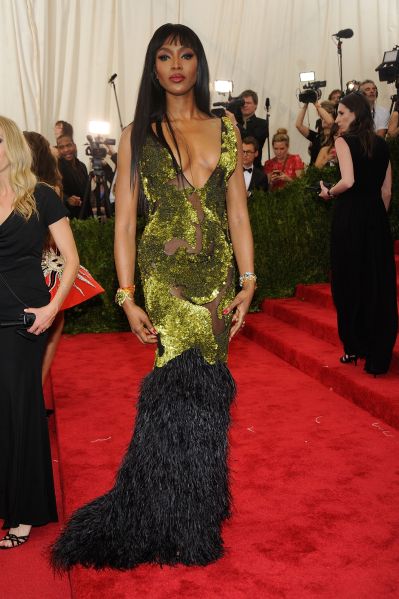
[119, 123, 133, 151]
[222, 115, 241, 146]
[335, 136, 348, 148]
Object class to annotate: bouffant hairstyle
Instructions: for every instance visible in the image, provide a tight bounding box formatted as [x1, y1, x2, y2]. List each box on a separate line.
[272, 128, 289, 146]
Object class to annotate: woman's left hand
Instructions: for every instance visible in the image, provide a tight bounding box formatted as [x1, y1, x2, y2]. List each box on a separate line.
[278, 172, 291, 182]
[223, 285, 255, 341]
[25, 302, 59, 335]
[319, 180, 330, 201]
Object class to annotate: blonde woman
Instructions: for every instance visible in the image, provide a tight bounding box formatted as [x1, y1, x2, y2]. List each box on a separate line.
[264, 129, 304, 190]
[0, 117, 79, 549]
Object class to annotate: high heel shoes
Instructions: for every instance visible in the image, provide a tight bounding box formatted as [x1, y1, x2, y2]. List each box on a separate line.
[340, 354, 358, 366]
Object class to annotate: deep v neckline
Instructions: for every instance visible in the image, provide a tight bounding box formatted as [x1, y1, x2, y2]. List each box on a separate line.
[152, 118, 224, 191]
[0, 210, 14, 228]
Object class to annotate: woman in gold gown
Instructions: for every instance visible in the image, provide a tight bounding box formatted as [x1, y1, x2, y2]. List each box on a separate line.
[52, 23, 256, 570]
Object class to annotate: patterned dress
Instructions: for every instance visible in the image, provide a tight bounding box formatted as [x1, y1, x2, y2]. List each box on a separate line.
[51, 117, 239, 570]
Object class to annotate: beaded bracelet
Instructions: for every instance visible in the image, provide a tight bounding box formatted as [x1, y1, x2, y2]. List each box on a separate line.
[115, 285, 136, 306]
[239, 272, 257, 287]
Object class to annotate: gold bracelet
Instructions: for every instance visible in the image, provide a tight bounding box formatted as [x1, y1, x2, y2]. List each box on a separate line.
[115, 285, 135, 306]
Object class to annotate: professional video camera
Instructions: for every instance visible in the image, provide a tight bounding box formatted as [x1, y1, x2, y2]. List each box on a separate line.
[211, 96, 245, 117]
[298, 81, 327, 104]
[86, 135, 116, 176]
[376, 46, 399, 84]
[80, 133, 116, 219]
[212, 96, 245, 111]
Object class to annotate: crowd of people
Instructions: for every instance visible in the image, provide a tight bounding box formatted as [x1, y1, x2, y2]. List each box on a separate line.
[228, 79, 399, 195]
[0, 24, 397, 573]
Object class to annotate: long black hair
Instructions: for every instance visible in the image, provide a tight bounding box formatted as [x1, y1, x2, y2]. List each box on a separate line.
[339, 92, 375, 157]
[130, 23, 211, 211]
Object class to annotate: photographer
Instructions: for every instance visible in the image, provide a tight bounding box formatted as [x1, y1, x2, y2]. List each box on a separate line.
[296, 100, 335, 164]
[236, 90, 268, 167]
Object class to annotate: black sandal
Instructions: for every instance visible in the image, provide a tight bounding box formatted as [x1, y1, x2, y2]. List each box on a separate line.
[0, 532, 30, 549]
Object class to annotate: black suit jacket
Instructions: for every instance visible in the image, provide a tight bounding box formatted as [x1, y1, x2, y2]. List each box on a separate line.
[59, 157, 90, 219]
[238, 115, 268, 167]
[248, 166, 269, 194]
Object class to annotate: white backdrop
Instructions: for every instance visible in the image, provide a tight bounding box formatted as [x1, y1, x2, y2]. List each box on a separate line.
[1, 0, 399, 163]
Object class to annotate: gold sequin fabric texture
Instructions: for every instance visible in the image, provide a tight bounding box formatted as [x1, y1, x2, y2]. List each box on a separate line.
[138, 117, 237, 367]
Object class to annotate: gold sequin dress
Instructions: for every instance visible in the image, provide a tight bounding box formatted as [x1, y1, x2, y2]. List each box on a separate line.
[51, 117, 237, 571]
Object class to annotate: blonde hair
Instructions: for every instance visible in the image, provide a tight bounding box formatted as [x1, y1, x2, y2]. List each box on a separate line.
[272, 128, 289, 146]
[0, 116, 37, 219]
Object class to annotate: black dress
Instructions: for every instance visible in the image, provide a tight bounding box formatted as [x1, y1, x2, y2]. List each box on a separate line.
[0, 184, 67, 529]
[331, 134, 398, 374]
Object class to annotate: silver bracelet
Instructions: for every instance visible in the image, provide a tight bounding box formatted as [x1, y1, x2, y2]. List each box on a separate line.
[239, 272, 257, 287]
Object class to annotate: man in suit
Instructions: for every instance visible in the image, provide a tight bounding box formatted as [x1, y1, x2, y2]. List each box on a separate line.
[237, 90, 268, 167]
[242, 136, 268, 197]
[57, 135, 91, 218]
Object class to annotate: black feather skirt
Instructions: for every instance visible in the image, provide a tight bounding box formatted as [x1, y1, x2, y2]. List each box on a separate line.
[51, 349, 236, 570]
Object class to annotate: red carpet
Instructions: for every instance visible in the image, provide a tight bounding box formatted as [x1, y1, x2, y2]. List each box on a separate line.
[0, 388, 71, 599]
[46, 331, 399, 598]
[244, 248, 399, 430]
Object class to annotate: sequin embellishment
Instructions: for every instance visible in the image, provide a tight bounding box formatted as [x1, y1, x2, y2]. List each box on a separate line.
[138, 117, 237, 367]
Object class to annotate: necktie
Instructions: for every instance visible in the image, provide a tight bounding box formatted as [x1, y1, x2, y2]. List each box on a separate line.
[243, 167, 253, 173]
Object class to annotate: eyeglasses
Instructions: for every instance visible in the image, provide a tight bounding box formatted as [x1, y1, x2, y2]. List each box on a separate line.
[242, 150, 255, 154]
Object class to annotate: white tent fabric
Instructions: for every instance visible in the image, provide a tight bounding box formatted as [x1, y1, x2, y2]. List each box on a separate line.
[1, 0, 399, 162]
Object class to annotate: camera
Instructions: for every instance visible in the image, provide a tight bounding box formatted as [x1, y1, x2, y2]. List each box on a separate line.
[376, 47, 399, 84]
[298, 81, 327, 104]
[212, 96, 245, 117]
[86, 135, 116, 175]
[212, 96, 245, 111]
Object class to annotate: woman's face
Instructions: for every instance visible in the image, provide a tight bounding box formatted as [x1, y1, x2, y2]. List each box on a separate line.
[330, 91, 342, 105]
[273, 141, 289, 161]
[0, 128, 10, 175]
[154, 38, 198, 96]
[335, 103, 355, 133]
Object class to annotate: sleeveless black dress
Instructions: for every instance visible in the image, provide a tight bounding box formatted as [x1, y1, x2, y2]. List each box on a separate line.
[0, 184, 67, 528]
[330, 134, 398, 374]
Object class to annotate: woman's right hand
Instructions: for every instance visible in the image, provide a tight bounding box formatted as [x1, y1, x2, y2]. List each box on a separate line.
[123, 302, 158, 344]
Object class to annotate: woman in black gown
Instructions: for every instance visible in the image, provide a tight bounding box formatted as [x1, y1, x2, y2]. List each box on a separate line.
[0, 116, 79, 548]
[320, 92, 398, 375]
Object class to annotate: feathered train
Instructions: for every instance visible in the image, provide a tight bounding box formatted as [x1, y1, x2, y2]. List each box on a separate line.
[51, 349, 235, 570]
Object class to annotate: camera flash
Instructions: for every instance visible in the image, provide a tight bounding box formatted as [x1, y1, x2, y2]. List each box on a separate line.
[299, 71, 315, 83]
[88, 121, 111, 135]
[214, 80, 233, 94]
